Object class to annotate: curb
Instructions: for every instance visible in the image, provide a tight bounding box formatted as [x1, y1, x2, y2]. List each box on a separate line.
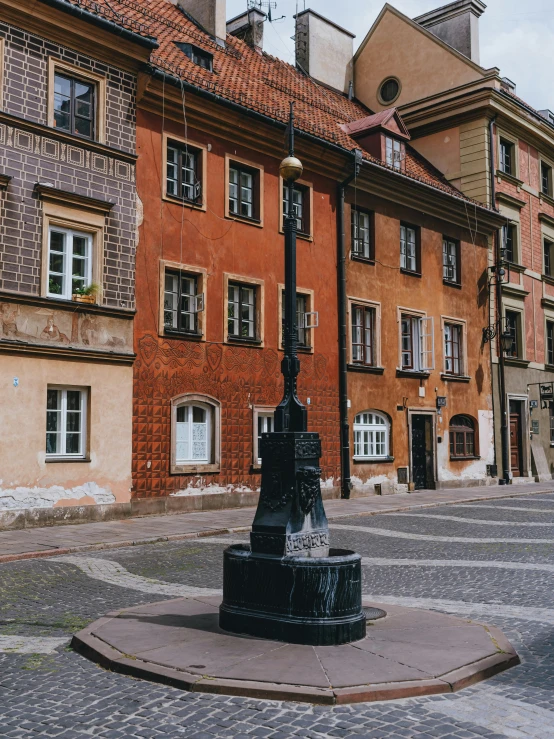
[1, 486, 553, 565]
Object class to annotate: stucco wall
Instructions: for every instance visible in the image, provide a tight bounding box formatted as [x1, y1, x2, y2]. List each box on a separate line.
[0, 356, 133, 510]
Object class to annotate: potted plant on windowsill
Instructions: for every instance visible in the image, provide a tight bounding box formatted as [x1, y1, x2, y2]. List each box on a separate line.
[72, 282, 100, 305]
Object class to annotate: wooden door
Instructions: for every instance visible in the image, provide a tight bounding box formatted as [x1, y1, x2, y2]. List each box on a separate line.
[510, 413, 523, 476]
[411, 415, 435, 490]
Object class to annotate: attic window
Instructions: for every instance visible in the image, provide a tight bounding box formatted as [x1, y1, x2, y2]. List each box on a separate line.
[378, 77, 400, 105]
[175, 42, 213, 72]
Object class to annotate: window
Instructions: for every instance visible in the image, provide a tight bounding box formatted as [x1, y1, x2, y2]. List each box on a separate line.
[499, 138, 514, 175]
[351, 304, 375, 366]
[351, 208, 373, 260]
[229, 163, 259, 221]
[353, 411, 389, 459]
[378, 77, 400, 104]
[502, 223, 516, 263]
[547, 320, 554, 366]
[164, 270, 202, 335]
[443, 238, 460, 284]
[256, 411, 274, 465]
[544, 238, 554, 277]
[385, 137, 402, 171]
[46, 387, 87, 459]
[444, 323, 463, 375]
[449, 415, 476, 459]
[228, 282, 256, 340]
[47, 226, 92, 300]
[504, 311, 521, 358]
[175, 403, 211, 464]
[400, 314, 434, 371]
[283, 182, 310, 235]
[400, 224, 419, 273]
[175, 42, 213, 72]
[281, 291, 311, 349]
[542, 162, 552, 197]
[166, 143, 202, 203]
[53, 72, 95, 139]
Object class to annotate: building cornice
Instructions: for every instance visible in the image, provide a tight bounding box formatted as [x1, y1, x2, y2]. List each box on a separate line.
[539, 213, 554, 229]
[0, 289, 135, 320]
[0, 340, 136, 365]
[34, 183, 115, 214]
[496, 191, 526, 210]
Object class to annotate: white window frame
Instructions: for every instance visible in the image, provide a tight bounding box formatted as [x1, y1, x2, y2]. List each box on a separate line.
[443, 321, 463, 375]
[399, 311, 434, 372]
[45, 386, 87, 460]
[175, 402, 211, 465]
[353, 411, 390, 460]
[400, 224, 418, 272]
[47, 225, 93, 300]
[443, 238, 459, 283]
[253, 407, 275, 467]
[171, 394, 221, 474]
[351, 208, 372, 259]
[385, 136, 402, 171]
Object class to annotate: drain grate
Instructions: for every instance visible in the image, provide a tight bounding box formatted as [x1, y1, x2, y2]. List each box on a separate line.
[364, 606, 387, 621]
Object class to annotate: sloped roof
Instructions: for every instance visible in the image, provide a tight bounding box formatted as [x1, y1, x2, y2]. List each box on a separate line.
[58, 0, 484, 204]
[342, 108, 411, 140]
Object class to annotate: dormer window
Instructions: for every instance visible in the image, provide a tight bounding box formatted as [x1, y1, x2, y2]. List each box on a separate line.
[175, 42, 213, 72]
[385, 137, 403, 171]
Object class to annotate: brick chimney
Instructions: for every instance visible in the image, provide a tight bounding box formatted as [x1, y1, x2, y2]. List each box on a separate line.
[174, 0, 227, 44]
[294, 9, 354, 94]
[414, 0, 486, 64]
[227, 9, 265, 51]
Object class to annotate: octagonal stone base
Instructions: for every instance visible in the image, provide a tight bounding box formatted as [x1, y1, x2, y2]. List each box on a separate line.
[72, 596, 519, 705]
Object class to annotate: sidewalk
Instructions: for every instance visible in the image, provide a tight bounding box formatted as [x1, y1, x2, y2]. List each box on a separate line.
[1, 481, 553, 564]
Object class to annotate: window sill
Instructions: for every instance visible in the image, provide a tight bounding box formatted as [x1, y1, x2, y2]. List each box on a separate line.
[540, 191, 554, 207]
[279, 227, 313, 241]
[171, 463, 220, 475]
[350, 255, 375, 265]
[163, 330, 203, 341]
[0, 290, 135, 319]
[347, 364, 384, 375]
[441, 374, 471, 383]
[450, 456, 481, 461]
[496, 169, 524, 188]
[400, 269, 422, 278]
[45, 457, 90, 464]
[504, 357, 530, 368]
[227, 336, 263, 347]
[226, 214, 263, 228]
[396, 369, 430, 379]
[504, 261, 525, 273]
[543, 274, 554, 286]
[163, 193, 205, 211]
[443, 280, 462, 289]
[353, 456, 395, 464]
[545, 364, 554, 372]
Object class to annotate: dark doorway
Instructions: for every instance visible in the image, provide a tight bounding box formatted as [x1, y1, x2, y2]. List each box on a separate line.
[411, 414, 435, 490]
[509, 400, 524, 477]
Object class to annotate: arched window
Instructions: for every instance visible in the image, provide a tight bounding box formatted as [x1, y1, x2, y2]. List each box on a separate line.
[449, 415, 476, 459]
[171, 395, 220, 472]
[353, 411, 389, 459]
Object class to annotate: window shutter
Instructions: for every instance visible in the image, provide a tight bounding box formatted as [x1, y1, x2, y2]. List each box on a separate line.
[419, 317, 435, 371]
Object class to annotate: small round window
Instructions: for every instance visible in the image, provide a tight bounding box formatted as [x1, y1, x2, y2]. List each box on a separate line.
[379, 77, 400, 105]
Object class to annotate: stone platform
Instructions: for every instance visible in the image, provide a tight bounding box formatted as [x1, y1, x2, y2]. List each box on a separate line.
[72, 596, 519, 705]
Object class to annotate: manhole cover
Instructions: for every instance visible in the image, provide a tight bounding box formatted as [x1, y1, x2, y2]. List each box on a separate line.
[364, 607, 387, 621]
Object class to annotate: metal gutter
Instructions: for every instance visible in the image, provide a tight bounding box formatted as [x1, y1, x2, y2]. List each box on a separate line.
[36, 0, 159, 49]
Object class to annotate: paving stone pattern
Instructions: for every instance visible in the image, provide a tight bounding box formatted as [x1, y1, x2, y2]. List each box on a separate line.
[1, 494, 554, 737]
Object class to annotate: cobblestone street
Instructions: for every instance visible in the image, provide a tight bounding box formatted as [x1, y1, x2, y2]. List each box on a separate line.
[1, 493, 554, 738]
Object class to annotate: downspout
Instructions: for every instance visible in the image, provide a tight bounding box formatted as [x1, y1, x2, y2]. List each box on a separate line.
[337, 149, 363, 499]
[488, 115, 499, 478]
[489, 115, 511, 484]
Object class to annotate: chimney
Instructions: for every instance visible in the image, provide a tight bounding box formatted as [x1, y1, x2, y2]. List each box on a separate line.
[174, 0, 227, 44]
[227, 9, 265, 51]
[294, 9, 355, 94]
[414, 0, 486, 64]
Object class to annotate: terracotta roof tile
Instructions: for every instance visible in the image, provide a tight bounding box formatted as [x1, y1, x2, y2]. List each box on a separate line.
[61, 0, 488, 206]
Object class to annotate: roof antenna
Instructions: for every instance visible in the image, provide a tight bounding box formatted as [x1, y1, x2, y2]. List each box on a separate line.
[247, 0, 284, 23]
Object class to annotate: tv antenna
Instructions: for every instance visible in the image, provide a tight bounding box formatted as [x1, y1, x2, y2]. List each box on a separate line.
[247, 0, 284, 23]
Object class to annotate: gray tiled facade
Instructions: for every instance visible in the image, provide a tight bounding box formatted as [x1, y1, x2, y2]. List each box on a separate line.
[0, 22, 137, 308]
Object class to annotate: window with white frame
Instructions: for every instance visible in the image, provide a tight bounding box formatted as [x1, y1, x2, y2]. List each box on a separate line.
[444, 322, 463, 375]
[283, 182, 309, 235]
[385, 137, 402, 171]
[256, 411, 274, 465]
[542, 162, 552, 197]
[499, 138, 515, 176]
[351, 208, 373, 260]
[175, 402, 211, 465]
[164, 270, 202, 334]
[400, 314, 434, 371]
[400, 224, 418, 273]
[351, 304, 375, 366]
[443, 238, 460, 284]
[353, 411, 389, 459]
[504, 310, 522, 358]
[46, 387, 87, 458]
[166, 143, 202, 203]
[228, 282, 256, 340]
[502, 223, 517, 263]
[48, 227, 93, 299]
[281, 291, 311, 349]
[229, 163, 259, 220]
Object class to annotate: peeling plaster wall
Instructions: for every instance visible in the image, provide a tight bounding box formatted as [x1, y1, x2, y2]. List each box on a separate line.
[0, 355, 132, 510]
[437, 410, 494, 483]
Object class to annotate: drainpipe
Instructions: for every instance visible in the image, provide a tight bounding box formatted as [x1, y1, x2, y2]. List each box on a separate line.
[489, 116, 511, 485]
[337, 149, 363, 499]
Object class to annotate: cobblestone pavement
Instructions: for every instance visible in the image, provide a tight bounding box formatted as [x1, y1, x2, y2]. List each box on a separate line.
[1, 495, 554, 738]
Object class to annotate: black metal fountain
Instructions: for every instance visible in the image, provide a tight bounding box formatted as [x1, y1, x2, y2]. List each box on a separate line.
[219, 105, 368, 646]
